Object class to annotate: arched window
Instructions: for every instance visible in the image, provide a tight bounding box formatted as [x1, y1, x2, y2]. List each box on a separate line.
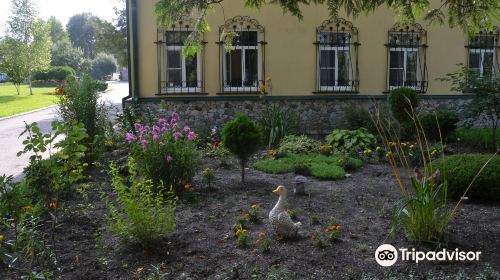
[217, 16, 266, 94]
[466, 27, 499, 79]
[155, 19, 206, 94]
[315, 18, 360, 93]
[385, 23, 428, 93]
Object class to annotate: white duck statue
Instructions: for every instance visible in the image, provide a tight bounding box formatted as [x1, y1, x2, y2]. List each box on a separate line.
[269, 185, 301, 238]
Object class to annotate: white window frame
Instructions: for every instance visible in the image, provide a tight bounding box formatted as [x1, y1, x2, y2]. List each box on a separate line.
[164, 36, 202, 94]
[222, 30, 262, 92]
[388, 47, 420, 91]
[317, 31, 352, 92]
[468, 48, 496, 78]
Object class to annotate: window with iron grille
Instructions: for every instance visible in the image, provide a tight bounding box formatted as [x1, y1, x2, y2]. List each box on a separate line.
[155, 20, 205, 94]
[466, 27, 499, 79]
[315, 18, 359, 93]
[386, 23, 428, 93]
[217, 16, 266, 94]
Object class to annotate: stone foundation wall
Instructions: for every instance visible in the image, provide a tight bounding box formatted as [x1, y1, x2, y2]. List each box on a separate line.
[132, 96, 475, 136]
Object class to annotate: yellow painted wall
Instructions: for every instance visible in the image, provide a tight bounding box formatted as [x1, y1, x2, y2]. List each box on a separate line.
[133, 0, 493, 98]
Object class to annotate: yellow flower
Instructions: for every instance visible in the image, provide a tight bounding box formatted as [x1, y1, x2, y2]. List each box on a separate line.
[0, 235, 3, 242]
[319, 146, 325, 151]
[22, 205, 33, 212]
[386, 151, 393, 157]
[401, 142, 407, 147]
[235, 229, 242, 237]
[376, 146, 382, 151]
[82, 163, 89, 167]
[327, 145, 333, 150]
[431, 149, 438, 155]
[251, 204, 258, 209]
[410, 144, 415, 149]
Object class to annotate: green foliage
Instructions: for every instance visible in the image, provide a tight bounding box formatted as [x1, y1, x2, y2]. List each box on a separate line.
[388, 87, 419, 123]
[255, 154, 361, 180]
[0, 175, 30, 228]
[392, 172, 450, 243]
[89, 53, 118, 80]
[222, 114, 261, 182]
[94, 80, 108, 92]
[419, 110, 459, 141]
[51, 39, 85, 74]
[258, 104, 298, 150]
[432, 154, 500, 201]
[278, 135, 321, 155]
[58, 75, 109, 153]
[32, 66, 76, 82]
[440, 65, 500, 150]
[128, 116, 199, 194]
[455, 128, 500, 151]
[344, 105, 376, 133]
[202, 168, 216, 189]
[67, 13, 98, 58]
[325, 128, 377, 156]
[107, 161, 177, 248]
[310, 163, 346, 180]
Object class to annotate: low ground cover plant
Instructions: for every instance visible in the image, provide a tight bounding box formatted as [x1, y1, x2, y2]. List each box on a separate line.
[278, 135, 321, 155]
[126, 113, 199, 194]
[255, 154, 362, 180]
[432, 154, 500, 201]
[325, 128, 377, 156]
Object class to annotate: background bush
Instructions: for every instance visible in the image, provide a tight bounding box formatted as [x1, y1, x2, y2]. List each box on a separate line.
[344, 105, 376, 133]
[455, 128, 500, 151]
[419, 110, 459, 141]
[388, 87, 418, 123]
[89, 53, 117, 80]
[278, 135, 321, 155]
[222, 114, 261, 182]
[32, 66, 75, 82]
[432, 154, 500, 201]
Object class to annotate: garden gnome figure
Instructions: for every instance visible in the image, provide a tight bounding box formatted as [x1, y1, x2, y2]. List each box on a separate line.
[294, 176, 307, 195]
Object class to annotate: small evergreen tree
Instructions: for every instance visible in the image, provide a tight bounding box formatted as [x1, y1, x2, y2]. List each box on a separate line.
[222, 114, 261, 183]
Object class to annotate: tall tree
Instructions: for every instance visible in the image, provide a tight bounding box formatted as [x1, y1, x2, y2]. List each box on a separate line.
[1, 0, 51, 95]
[47, 16, 67, 43]
[51, 39, 84, 74]
[67, 13, 98, 58]
[94, 19, 127, 67]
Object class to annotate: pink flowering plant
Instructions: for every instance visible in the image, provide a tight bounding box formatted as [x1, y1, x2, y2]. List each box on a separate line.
[126, 112, 199, 193]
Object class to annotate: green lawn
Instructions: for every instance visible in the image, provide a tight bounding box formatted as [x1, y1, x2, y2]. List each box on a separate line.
[0, 84, 57, 117]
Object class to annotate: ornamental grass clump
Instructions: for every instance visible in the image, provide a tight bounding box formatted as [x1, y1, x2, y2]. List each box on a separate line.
[126, 112, 199, 194]
[371, 100, 497, 244]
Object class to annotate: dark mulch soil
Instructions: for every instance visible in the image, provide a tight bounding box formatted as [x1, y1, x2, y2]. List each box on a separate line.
[1, 151, 499, 279]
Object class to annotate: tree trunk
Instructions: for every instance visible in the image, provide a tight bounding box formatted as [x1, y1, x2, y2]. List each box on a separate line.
[15, 83, 21, 95]
[28, 69, 33, 95]
[241, 161, 245, 184]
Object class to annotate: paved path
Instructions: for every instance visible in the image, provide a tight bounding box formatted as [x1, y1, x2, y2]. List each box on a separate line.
[0, 81, 129, 180]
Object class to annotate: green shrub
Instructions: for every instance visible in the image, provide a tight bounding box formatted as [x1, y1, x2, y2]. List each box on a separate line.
[254, 159, 295, 174]
[222, 114, 261, 183]
[57, 75, 109, 155]
[325, 128, 376, 156]
[95, 80, 108, 92]
[432, 154, 500, 201]
[258, 104, 298, 150]
[455, 128, 500, 151]
[420, 110, 459, 141]
[344, 106, 376, 133]
[89, 53, 117, 80]
[388, 87, 418, 123]
[278, 135, 321, 155]
[310, 163, 346, 180]
[32, 66, 76, 82]
[107, 161, 177, 248]
[127, 114, 199, 194]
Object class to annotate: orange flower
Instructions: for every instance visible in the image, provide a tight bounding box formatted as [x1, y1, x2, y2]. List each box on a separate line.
[319, 146, 325, 151]
[184, 184, 192, 190]
[324, 228, 329, 233]
[251, 204, 259, 209]
[256, 239, 261, 244]
[244, 213, 250, 217]
[49, 200, 57, 210]
[330, 225, 337, 230]
[258, 232, 266, 239]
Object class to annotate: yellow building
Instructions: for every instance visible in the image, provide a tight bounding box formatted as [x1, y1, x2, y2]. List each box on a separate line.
[125, 0, 498, 134]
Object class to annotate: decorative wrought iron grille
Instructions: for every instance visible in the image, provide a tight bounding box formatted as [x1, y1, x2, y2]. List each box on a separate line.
[466, 27, 499, 79]
[217, 16, 266, 94]
[155, 19, 206, 95]
[314, 18, 360, 93]
[385, 23, 428, 93]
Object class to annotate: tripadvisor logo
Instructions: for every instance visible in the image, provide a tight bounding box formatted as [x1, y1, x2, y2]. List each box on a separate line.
[375, 244, 481, 267]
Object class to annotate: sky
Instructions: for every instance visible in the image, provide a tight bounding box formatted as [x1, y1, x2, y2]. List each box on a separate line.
[0, 0, 122, 35]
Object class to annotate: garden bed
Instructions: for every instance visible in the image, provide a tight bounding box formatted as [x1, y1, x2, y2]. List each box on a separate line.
[2, 151, 499, 279]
